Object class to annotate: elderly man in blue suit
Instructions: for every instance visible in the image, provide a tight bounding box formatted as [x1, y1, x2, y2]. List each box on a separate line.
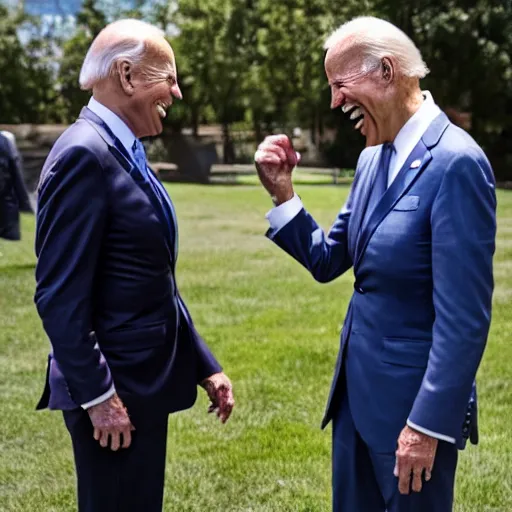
[255, 16, 496, 512]
[34, 19, 234, 512]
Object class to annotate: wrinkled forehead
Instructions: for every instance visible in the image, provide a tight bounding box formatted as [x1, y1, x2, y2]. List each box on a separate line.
[325, 43, 366, 81]
[142, 38, 177, 77]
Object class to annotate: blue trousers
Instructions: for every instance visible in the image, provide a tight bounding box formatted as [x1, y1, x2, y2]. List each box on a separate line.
[63, 406, 169, 512]
[332, 392, 458, 511]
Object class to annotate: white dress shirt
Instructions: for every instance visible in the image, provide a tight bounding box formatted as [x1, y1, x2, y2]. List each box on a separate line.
[265, 92, 455, 444]
[79, 97, 140, 409]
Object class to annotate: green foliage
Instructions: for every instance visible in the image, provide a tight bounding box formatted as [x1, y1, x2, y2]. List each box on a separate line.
[2, 0, 512, 177]
[0, 6, 57, 123]
[379, 0, 512, 179]
[57, 0, 107, 122]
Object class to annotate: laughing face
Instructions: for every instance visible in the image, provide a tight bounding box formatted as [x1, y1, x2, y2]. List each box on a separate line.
[127, 39, 182, 138]
[325, 44, 394, 147]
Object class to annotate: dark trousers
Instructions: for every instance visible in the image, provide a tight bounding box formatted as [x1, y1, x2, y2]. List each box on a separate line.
[332, 392, 458, 511]
[63, 407, 169, 512]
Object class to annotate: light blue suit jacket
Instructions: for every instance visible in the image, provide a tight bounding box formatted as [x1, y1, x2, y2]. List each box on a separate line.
[268, 113, 496, 452]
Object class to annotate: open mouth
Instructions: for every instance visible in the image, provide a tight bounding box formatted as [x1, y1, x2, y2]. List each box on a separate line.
[342, 102, 364, 132]
[156, 101, 169, 119]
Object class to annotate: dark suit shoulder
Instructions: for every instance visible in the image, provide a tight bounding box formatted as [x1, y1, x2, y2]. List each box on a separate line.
[43, 119, 109, 168]
[39, 120, 108, 189]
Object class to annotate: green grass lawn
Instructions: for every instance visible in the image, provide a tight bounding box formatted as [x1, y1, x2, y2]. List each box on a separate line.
[1, 183, 511, 511]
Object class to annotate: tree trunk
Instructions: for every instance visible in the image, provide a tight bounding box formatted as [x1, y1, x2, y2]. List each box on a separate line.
[222, 122, 235, 164]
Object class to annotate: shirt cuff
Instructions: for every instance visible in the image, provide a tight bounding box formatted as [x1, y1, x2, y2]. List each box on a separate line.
[265, 193, 303, 233]
[81, 385, 116, 409]
[407, 419, 456, 444]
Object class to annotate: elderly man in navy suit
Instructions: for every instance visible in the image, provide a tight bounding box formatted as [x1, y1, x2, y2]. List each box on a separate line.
[34, 19, 234, 512]
[255, 16, 496, 512]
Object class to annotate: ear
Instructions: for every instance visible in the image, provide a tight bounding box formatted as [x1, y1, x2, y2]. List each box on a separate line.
[116, 60, 135, 95]
[381, 57, 394, 84]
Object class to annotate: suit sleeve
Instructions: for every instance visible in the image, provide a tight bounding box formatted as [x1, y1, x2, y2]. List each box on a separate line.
[265, 160, 370, 284]
[34, 146, 114, 406]
[408, 151, 496, 441]
[177, 295, 223, 382]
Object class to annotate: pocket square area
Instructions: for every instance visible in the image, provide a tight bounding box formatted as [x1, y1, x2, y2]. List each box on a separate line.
[393, 195, 420, 211]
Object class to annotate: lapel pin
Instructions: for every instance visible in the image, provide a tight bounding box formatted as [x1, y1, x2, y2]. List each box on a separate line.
[410, 159, 422, 169]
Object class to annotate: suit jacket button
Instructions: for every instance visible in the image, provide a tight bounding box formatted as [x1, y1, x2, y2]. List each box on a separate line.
[353, 282, 364, 294]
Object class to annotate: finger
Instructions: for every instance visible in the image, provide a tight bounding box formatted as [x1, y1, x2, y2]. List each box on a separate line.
[424, 467, 432, 482]
[219, 395, 235, 423]
[110, 431, 121, 452]
[267, 144, 288, 163]
[283, 143, 299, 167]
[398, 458, 412, 495]
[99, 430, 110, 449]
[255, 151, 284, 166]
[122, 428, 132, 449]
[220, 403, 234, 423]
[261, 134, 291, 148]
[93, 427, 101, 441]
[412, 468, 423, 493]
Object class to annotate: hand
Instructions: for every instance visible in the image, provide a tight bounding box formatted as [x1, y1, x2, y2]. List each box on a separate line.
[87, 392, 135, 451]
[200, 372, 235, 424]
[254, 135, 301, 205]
[394, 425, 438, 494]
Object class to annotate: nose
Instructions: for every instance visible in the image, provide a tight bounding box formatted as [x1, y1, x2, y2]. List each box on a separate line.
[171, 82, 182, 101]
[330, 87, 345, 110]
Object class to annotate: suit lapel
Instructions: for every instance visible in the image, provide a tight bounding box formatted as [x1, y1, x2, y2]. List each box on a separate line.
[351, 147, 384, 262]
[354, 112, 450, 272]
[79, 108, 175, 266]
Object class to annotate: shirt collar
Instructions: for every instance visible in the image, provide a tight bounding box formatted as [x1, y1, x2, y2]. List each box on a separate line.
[87, 97, 137, 157]
[393, 90, 441, 160]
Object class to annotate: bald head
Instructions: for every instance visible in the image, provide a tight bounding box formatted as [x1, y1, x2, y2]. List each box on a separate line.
[79, 19, 174, 91]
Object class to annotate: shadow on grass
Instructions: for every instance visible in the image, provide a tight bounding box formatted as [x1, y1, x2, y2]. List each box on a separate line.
[167, 180, 354, 188]
[0, 263, 36, 273]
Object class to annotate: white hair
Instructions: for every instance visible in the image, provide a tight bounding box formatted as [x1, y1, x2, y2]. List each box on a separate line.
[79, 19, 166, 90]
[324, 16, 429, 79]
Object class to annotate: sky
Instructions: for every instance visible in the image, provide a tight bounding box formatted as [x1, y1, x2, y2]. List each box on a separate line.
[24, 0, 83, 16]
[1, 0, 140, 16]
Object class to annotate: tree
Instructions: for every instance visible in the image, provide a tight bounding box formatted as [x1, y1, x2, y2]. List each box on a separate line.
[0, 6, 57, 123]
[173, 0, 250, 162]
[380, 0, 512, 180]
[57, 0, 108, 122]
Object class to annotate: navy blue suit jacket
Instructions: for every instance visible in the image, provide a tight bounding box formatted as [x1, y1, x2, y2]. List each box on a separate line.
[35, 107, 221, 414]
[269, 113, 496, 452]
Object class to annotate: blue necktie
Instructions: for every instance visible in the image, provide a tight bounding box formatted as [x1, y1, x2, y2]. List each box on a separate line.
[131, 139, 179, 260]
[365, 142, 395, 221]
[132, 139, 150, 181]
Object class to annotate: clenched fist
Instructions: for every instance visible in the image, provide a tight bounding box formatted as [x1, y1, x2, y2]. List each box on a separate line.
[254, 135, 301, 205]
